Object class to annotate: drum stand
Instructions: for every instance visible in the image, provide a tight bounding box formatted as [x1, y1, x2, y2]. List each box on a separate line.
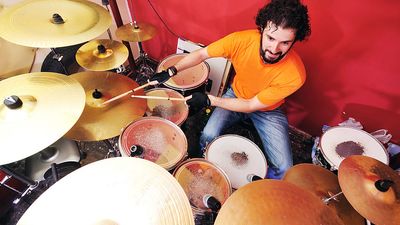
[134, 41, 155, 84]
[103, 139, 121, 159]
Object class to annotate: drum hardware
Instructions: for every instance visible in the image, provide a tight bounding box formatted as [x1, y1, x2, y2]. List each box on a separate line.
[338, 155, 400, 225]
[50, 48, 69, 75]
[129, 145, 144, 157]
[101, 80, 157, 105]
[246, 174, 263, 182]
[103, 139, 121, 159]
[203, 194, 222, 212]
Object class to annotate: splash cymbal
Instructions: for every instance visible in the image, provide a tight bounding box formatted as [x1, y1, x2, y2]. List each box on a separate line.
[115, 21, 157, 42]
[17, 157, 195, 225]
[0, 0, 112, 48]
[214, 180, 344, 225]
[0, 72, 85, 165]
[75, 39, 128, 71]
[338, 155, 400, 225]
[65, 71, 146, 141]
[283, 164, 365, 225]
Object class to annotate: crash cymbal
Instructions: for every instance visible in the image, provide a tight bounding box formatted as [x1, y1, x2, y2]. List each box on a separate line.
[214, 180, 344, 225]
[115, 21, 157, 42]
[0, 37, 36, 80]
[17, 157, 194, 225]
[76, 39, 128, 71]
[338, 155, 400, 225]
[283, 164, 365, 225]
[65, 71, 146, 141]
[0, 0, 112, 48]
[0, 72, 85, 165]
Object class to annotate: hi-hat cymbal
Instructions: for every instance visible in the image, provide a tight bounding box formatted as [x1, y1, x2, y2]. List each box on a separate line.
[0, 0, 112, 48]
[283, 164, 365, 225]
[75, 39, 129, 71]
[338, 155, 400, 225]
[0, 72, 85, 165]
[214, 180, 344, 225]
[64, 71, 146, 141]
[17, 157, 195, 225]
[115, 21, 157, 42]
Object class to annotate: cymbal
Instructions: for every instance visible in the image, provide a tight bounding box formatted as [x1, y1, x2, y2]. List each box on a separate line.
[214, 180, 344, 225]
[17, 157, 195, 225]
[338, 155, 400, 225]
[0, 37, 36, 80]
[64, 71, 146, 141]
[0, 72, 85, 165]
[283, 164, 365, 225]
[75, 39, 129, 71]
[0, 0, 112, 48]
[115, 21, 157, 42]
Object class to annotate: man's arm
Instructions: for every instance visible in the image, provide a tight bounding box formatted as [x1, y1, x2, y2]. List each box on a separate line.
[174, 48, 210, 72]
[208, 95, 269, 113]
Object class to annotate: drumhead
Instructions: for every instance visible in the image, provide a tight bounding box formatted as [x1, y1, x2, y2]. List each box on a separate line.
[205, 135, 267, 189]
[320, 126, 389, 169]
[157, 53, 209, 90]
[145, 88, 188, 126]
[173, 159, 231, 212]
[119, 117, 187, 170]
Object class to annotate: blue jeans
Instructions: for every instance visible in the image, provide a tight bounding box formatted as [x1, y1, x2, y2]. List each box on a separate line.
[200, 88, 293, 179]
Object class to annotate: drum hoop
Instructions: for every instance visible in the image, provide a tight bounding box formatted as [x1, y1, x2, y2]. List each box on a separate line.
[157, 53, 210, 90]
[118, 116, 188, 170]
[144, 88, 189, 126]
[205, 134, 268, 181]
[320, 126, 389, 169]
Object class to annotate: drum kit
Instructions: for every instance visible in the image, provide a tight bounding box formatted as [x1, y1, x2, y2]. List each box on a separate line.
[1, 1, 399, 225]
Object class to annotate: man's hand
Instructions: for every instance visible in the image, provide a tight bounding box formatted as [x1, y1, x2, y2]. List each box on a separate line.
[186, 92, 211, 109]
[148, 66, 178, 84]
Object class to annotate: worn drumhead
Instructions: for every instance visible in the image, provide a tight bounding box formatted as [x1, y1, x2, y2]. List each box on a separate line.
[173, 159, 232, 211]
[205, 135, 267, 189]
[145, 88, 188, 125]
[157, 53, 209, 90]
[320, 126, 388, 169]
[119, 117, 187, 170]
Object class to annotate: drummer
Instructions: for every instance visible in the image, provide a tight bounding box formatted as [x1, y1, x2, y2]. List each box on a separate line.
[150, 0, 311, 179]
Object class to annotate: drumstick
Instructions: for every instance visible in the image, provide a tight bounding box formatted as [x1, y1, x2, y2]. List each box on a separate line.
[101, 81, 158, 105]
[131, 94, 188, 101]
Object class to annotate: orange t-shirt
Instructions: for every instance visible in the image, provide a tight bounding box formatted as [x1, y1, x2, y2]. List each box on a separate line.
[207, 29, 306, 111]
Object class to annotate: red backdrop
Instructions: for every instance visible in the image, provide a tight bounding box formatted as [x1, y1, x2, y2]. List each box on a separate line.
[125, 0, 400, 143]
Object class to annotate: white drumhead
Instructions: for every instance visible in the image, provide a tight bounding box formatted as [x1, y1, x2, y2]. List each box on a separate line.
[320, 126, 389, 169]
[205, 135, 267, 189]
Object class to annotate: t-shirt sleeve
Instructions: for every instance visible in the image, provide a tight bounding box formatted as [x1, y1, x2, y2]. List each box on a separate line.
[206, 32, 240, 59]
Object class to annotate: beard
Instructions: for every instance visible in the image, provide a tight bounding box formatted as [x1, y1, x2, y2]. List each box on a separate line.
[260, 48, 286, 64]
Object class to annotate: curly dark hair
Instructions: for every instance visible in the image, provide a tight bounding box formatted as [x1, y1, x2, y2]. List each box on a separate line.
[255, 0, 311, 41]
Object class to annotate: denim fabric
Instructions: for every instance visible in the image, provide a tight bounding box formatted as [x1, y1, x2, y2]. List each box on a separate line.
[200, 88, 292, 179]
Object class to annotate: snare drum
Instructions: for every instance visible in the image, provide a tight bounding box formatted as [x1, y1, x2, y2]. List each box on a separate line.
[119, 117, 188, 171]
[157, 53, 210, 96]
[145, 88, 189, 126]
[319, 126, 389, 170]
[173, 159, 231, 218]
[205, 134, 268, 189]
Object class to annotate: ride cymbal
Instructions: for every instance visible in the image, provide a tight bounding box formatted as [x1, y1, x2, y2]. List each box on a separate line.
[115, 21, 157, 42]
[0, 72, 85, 165]
[338, 155, 400, 225]
[283, 164, 365, 225]
[17, 157, 195, 225]
[65, 71, 146, 141]
[76, 39, 128, 71]
[214, 180, 344, 225]
[0, 0, 112, 48]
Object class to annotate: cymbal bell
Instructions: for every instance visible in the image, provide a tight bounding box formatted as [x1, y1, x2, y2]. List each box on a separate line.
[17, 157, 195, 225]
[283, 164, 365, 225]
[0, 72, 85, 165]
[116, 21, 157, 42]
[76, 39, 129, 71]
[65, 71, 146, 141]
[338, 155, 400, 225]
[0, 0, 112, 48]
[214, 180, 344, 225]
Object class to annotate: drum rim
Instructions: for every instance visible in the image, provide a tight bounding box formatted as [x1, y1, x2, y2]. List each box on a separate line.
[144, 87, 189, 126]
[204, 134, 268, 187]
[172, 158, 232, 210]
[118, 116, 188, 170]
[157, 53, 210, 90]
[320, 126, 389, 169]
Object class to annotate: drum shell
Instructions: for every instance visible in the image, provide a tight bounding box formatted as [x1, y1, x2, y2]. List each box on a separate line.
[118, 117, 188, 171]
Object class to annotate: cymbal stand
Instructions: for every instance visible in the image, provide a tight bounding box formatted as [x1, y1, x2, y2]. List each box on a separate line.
[51, 48, 69, 75]
[135, 40, 155, 84]
[103, 138, 120, 158]
[0, 165, 38, 204]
